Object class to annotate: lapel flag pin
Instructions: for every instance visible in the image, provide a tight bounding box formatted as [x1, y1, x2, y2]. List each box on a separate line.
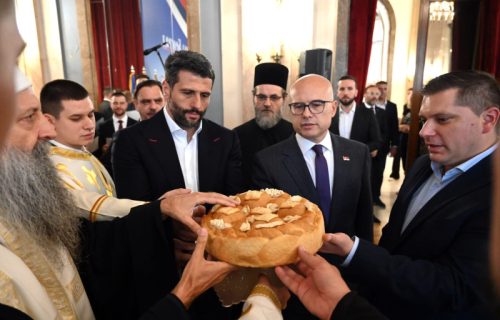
[342, 155, 350, 161]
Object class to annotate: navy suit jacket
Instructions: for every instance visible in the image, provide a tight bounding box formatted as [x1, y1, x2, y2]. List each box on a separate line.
[384, 100, 399, 148]
[112, 110, 244, 201]
[330, 105, 381, 152]
[252, 133, 373, 240]
[346, 154, 493, 319]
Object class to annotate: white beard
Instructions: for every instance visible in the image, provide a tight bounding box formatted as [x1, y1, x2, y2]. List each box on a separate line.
[0, 142, 80, 265]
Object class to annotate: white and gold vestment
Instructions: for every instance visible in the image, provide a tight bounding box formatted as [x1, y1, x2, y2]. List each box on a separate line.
[49, 141, 145, 221]
[0, 218, 94, 319]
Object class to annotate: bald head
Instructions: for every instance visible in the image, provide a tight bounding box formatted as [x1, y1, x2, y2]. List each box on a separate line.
[290, 74, 334, 102]
[288, 74, 336, 143]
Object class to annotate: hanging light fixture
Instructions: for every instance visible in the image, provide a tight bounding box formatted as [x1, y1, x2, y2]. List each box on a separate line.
[429, 1, 455, 23]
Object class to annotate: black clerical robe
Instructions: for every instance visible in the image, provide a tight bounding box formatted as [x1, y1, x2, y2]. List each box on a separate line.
[234, 118, 293, 189]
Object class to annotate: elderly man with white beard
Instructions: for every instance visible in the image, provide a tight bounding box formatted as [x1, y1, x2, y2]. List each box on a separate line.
[0, 66, 239, 318]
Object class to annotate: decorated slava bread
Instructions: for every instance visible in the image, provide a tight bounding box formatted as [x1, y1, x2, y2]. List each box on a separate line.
[201, 189, 325, 268]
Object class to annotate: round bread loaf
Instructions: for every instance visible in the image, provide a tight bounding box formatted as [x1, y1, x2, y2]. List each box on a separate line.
[201, 189, 325, 267]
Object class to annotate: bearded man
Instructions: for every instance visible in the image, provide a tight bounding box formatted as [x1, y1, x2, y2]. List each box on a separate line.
[112, 50, 243, 202]
[0, 67, 237, 319]
[234, 63, 294, 188]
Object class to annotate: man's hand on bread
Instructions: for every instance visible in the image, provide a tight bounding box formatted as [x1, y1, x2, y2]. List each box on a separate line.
[159, 188, 238, 233]
[159, 189, 238, 269]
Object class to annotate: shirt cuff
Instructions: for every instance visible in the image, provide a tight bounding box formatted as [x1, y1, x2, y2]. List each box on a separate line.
[340, 236, 359, 267]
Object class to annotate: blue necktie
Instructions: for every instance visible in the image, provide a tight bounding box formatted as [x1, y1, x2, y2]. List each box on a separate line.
[312, 144, 331, 223]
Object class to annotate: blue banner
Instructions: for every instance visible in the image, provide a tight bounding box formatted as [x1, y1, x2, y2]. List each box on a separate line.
[140, 0, 188, 82]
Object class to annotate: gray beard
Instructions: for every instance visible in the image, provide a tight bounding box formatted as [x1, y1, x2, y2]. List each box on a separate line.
[255, 108, 281, 130]
[0, 142, 80, 266]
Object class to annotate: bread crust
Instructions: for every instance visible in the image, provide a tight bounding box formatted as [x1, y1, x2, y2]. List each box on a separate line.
[201, 189, 325, 267]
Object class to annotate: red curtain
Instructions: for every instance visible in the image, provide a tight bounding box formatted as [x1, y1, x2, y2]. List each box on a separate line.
[475, 0, 500, 79]
[452, 0, 500, 80]
[347, 0, 378, 101]
[90, 0, 144, 101]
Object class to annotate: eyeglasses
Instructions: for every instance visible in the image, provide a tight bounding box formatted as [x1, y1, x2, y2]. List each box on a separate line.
[255, 94, 283, 102]
[288, 100, 332, 115]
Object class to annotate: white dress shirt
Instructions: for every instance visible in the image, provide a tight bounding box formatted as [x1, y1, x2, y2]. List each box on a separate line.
[295, 133, 334, 194]
[338, 102, 356, 139]
[164, 108, 202, 192]
[112, 114, 128, 131]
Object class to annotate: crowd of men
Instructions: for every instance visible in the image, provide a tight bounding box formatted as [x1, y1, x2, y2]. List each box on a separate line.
[1, 1, 500, 318]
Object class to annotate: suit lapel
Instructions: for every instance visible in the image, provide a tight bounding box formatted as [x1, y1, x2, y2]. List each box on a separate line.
[382, 155, 492, 250]
[331, 113, 340, 134]
[329, 134, 353, 230]
[143, 112, 185, 188]
[380, 160, 431, 249]
[198, 120, 221, 192]
[350, 107, 363, 139]
[400, 157, 492, 241]
[281, 137, 319, 203]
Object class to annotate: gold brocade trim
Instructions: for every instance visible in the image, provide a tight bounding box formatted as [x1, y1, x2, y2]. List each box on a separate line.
[0, 270, 28, 315]
[89, 195, 108, 222]
[249, 284, 281, 310]
[239, 303, 253, 317]
[50, 146, 92, 160]
[0, 219, 79, 319]
[55, 163, 84, 190]
[88, 157, 114, 196]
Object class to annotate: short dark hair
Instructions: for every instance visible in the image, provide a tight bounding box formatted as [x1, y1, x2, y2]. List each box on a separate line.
[40, 79, 89, 118]
[422, 70, 500, 116]
[164, 50, 215, 89]
[111, 91, 127, 100]
[338, 75, 358, 88]
[133, 80, 163, 100]
[376, 81, 387, 86]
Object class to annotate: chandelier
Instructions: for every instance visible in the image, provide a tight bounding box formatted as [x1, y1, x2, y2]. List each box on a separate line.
[429, 1, 455, 23]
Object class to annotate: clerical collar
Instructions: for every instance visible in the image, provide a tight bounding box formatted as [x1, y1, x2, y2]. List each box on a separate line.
[49, 140, 87, 153]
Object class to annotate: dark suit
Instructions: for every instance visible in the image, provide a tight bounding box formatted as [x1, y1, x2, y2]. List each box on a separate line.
[112, 110, 243, 201]
[346, 154, 493, 319]
[330, 104, 381, 152]
[253, 133, 373, 239]
[367, 104, 389, 200]
[253, 133, 373, 319]
[94, 117, 137, 177]
[234, 118, 293, 189]
[382, 100, 399, 150]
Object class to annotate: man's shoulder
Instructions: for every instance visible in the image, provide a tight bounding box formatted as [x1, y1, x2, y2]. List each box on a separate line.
[387, 100, 397, 108]
[332, 133, 369, 152]
[202, 118, 234, 137]
[256, 136, 295, 157]
[233, 118, 256, 134]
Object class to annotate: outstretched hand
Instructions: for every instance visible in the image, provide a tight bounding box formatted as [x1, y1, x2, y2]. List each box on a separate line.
[172, 228, 236, 308]
[319, 233, 354, 257]
[275, 247, 350, 320]
[159, 189, 238, 233]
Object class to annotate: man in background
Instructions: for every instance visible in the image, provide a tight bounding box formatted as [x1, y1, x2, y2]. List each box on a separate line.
[364, 84, 389, 210]
[234, 62, 293, 188]
[376, 81, 400, 179]
[330, 75, 381, 159]
[95, 91, 137, 176]
[127, 79, 165, 121]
